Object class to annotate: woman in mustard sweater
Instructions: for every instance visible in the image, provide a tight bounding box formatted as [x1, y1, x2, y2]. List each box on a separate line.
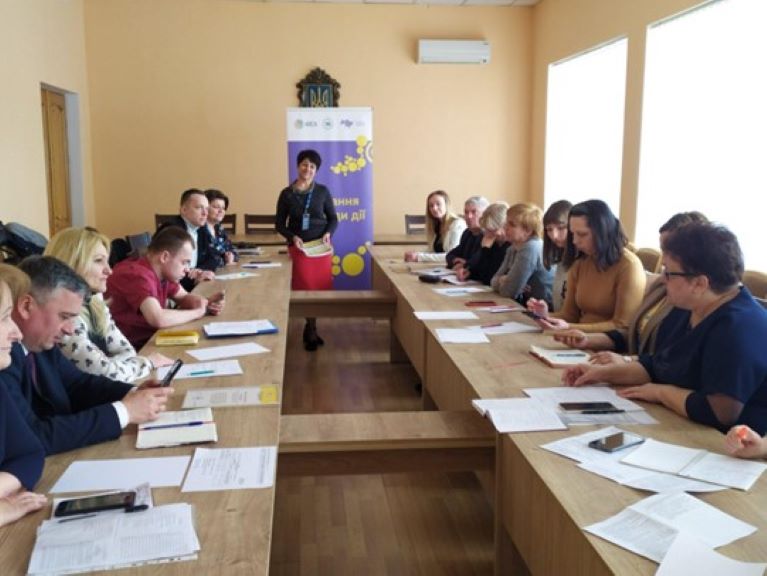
[527, 199, 645, 333]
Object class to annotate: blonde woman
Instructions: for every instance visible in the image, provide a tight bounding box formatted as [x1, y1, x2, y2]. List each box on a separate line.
[404, 190, 466, 263]
[454, 201, 510, 285]
[491, 203, 553, 305]
[44, 228, 173, 382]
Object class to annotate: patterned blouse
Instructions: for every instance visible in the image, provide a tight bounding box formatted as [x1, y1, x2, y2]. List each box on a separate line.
[209, 223, 238, 263]
[57, 294, 152, 383]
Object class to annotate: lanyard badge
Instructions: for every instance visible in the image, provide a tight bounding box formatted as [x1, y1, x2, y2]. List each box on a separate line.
[300, 187, 314, 231]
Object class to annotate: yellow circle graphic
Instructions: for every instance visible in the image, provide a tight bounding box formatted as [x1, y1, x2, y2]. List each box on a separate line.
[357, 245, 367, 255]
[332, 255, 340, 264]
[332, 265, 341, 276]
[341, 253, 365, 277]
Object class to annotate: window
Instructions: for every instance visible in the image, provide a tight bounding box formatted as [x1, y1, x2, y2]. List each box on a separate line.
[636, 0, 767, 270]
[544, 38, 628, 216]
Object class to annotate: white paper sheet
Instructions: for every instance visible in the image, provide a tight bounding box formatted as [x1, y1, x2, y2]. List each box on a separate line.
[28, 503, 199, 575]
[186, 341, 270, 361]
[181, 446, 277, 492]
[585, 492, 757, 563]
[241, 262, 282, 268]
[656, 532, 767, 576]
[541, 426, 640, 464]
[441, 275, 481, 286]
[467, 321, 541, 335]
[559, 410, 658, 427]
[203, 319, 278, 337]
[414, 311, 478, 320]
[524, 386, 644, 412]
[182, 385, 279, 409]
[435, 328, 490, 344]
[50, 456, 191, 493]
[156, 359, 243, 380]
[432, 286, 490, 296]
[577, 460, 725, 494]
[215, 271, 259, 280]
[410, 266, 452, 276]
[484, 399, 566, 433]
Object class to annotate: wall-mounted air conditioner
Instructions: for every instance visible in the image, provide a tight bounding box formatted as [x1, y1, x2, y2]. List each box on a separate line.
[417, 40, 491, 65]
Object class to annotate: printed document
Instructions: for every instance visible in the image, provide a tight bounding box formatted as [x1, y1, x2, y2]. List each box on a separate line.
[203, 319, 278, 337]
[182, 385, 279, 409]
[435, 328, 489, 344]
[656, 532, 767, 576]
[467, 321, 541, 335]
[414, 311, 478, 320]
[432, 286, 491, 296]
[483, 398, 566, 433]
[156, 359, 243, 380]
[182, 446, 277, 492]
[186, 341, 270, 361]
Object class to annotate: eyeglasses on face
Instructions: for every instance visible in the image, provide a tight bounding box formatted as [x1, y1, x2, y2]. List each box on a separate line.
[662, 269, 697, 281]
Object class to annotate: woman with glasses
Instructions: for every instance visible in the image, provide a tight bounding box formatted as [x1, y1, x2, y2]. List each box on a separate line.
[527, 199, 645, 332]
[563, 223, 767, 434]
[553, 211, 708, 361]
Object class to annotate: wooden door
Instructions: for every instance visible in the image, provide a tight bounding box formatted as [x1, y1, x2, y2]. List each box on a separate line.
[41, 88, 71, 236]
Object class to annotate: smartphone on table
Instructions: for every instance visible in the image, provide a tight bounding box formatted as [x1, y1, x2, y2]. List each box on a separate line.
[54, 491, 137, 517]
[588, 432, 645, 453]
[161, 358, 184, 387]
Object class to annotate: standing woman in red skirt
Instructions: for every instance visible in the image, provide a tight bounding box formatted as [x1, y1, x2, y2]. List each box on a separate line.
[275, 149, 338, 351]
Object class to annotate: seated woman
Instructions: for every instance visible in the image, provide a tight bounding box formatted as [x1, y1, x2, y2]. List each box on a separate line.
[725, 426, 767, 459]
[446, 196, 489, 271]
[205, 189, 238, 266]
[563, 223, 767, 435]
[490, 203, 552, 305]
[528, 199, 645, 332]
[455, 202, 510, 285]
[542, 200, 572, 311]
[0, 273, 46, 528]
[555, 211, 708, 360]
[404, 191, 466, 263]
[44, 227, 173, 382]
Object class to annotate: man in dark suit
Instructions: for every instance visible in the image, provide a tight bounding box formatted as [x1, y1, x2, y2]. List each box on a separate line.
[0, 256, 173, 455]
[158, 188, 220, 291]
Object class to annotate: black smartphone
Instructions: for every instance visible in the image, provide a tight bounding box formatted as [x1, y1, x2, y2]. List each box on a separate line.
[522, 310, 544, 320]
[418, 274, 442, 284]
[559, 401, 616, 412]
[588, 432, 645, 453]
[54, 491, 137, 517]
[161, 358, 184, 387]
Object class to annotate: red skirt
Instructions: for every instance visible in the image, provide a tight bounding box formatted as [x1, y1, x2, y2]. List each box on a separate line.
[288, 244, 333, 290]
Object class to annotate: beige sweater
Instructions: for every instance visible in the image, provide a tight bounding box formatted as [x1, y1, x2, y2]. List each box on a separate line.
[553, 249, 646, 332]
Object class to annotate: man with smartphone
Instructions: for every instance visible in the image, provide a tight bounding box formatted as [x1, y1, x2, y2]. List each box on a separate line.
[0, 257, 173, 455]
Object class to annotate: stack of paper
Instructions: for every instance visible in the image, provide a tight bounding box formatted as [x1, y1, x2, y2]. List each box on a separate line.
[621, 438, 767, 491]
[524, 386, 657, 426]
[50, 456, 191, 493]
[182, 446, 277, 492]
[137, 408, 218, 449]
[529, 344, 590, 367]
[432, 286, 490, 296]
[28, 503, 200, 574]
[203, 319, 278, 337]
[472, 398, 567, 433]
[584, 492, 756, 563]
[435, 328, 489, 344]
[182, 385, 279, 409]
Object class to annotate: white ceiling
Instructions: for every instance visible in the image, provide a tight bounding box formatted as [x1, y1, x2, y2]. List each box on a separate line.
[257, 0, 538, 5]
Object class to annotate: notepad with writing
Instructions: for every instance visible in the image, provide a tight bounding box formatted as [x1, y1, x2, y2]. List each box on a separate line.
[137, 408, 218, 449]
[203, 319, 278, 338]
[620, 438, 767, 491]
[528, 344, 590, 367]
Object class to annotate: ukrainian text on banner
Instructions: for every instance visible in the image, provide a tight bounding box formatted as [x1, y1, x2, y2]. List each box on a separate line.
[286, 107, 373, 289]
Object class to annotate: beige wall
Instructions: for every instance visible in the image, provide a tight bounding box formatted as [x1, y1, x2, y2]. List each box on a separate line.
[530, 0, 707, 239]
[83, 0, 532, 238]
[0, 0, 93, 236]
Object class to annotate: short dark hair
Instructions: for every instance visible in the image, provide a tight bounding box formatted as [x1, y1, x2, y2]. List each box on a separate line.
[659, 211, 708, 234]
[18, 255, 89, 304]
[542, 199, 572, 269]
[205, 189, 229, 210]
[297, 149, 322, 169]
[149, 226, 194, 255]
[180, 188, 205, 206]
[563, 199, 628, 270]
[662, 223, 743, 293]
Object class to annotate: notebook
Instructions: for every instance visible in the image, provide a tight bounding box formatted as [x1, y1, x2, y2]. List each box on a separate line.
[528, 344, 590, 367]
[137, 408, 218, 449]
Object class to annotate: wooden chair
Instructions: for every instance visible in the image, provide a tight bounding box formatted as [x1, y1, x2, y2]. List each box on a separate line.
[244, 214, 276, 235]
[154, 213, 178, 230]
[221, 213, 237, 235]
[404, 214, 426, 236]
[635, 247, 662, 274]
[742, 269, 767, 299]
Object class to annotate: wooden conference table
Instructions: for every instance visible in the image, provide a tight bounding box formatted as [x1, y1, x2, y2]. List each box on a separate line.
[368, 245, 767, 575]
[229, 232, 427, 247]
[0, 253, 292, 575]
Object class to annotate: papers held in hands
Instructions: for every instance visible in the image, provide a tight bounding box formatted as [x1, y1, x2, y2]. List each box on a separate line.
[529, 344, 590, 367]
[137, 408, 218, 449]
[203, 319, 279, 338]
[300, 238, 333, 257]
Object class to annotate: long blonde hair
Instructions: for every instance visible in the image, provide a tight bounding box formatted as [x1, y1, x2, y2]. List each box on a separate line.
[0, 263, 31, 304]
[44, 227, 111, 335]
[424, 190, 461, 249]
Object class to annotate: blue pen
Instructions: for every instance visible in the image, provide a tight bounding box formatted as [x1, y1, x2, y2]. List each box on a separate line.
[189, 369, 215, 376]
[554, 353, 586, 357]
[142, 421, 210, 431]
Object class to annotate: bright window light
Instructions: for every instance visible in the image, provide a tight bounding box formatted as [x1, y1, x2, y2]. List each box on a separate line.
[544, 38, 628, 216]
[636, 0, 767, 270]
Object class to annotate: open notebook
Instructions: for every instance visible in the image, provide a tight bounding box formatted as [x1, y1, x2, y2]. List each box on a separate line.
[137, 408, 218, 449]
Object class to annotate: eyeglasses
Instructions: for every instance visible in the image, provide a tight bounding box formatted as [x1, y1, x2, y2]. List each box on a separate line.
[662, 269, 697, 281]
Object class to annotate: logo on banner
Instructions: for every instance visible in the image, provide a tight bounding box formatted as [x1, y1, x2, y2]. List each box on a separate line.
[330, 135, 374, 177]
